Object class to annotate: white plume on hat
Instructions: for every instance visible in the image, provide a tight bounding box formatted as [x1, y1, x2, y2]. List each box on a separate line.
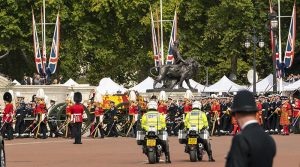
[36, 89, 45, 99]
[94, 90, 103, 103]
[211, 94, 217, 98]
[184, 90, 194, 100]
[159, 91, 167, 101]
[15, 92, 22, 98]
[66, 92, 74, 102]
[129, 91, 137, 102]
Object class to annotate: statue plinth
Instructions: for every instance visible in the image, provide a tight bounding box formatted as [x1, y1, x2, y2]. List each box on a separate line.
[146, 88, 198, 93]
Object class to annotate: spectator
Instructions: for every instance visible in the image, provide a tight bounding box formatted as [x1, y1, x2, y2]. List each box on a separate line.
[33, 74, 41, 85]
[46, 66, 51, 85]
[21, 76, 27, 85]
[52, 79, 58, 84]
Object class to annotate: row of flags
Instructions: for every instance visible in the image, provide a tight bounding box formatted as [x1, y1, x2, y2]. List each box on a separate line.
[151, 9, 177, 66]
[270, 0, 296, 78]
[32, 10, 60, 74]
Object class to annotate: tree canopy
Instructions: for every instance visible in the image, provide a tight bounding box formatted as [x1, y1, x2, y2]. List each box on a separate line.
[0, 0, 299, 86]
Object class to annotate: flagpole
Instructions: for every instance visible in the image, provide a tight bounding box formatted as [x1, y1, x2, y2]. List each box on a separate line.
[43, 0, 46, 70]
[278, 0, 283, 93]
[160, 0, 164, 65]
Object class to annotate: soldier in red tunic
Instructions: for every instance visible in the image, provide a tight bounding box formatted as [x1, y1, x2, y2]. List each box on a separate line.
[183, 99, 192, 114]
[280, 99, 292, 135]
[256, 100, 263, 125]
[292, 98, 300, 122]
[158, 100, 167, 115]
[65, 97, 73, 138]
[1, 92, 14, 140]
[71, 92, 84, 144]
[211, 99, 221, 135]
[35, 89, 48, 139]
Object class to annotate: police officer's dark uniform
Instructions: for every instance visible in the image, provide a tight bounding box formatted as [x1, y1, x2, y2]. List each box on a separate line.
[15, 101, 26, 137]
[226, 90, 276, 167]
[107, 101, 118, 137]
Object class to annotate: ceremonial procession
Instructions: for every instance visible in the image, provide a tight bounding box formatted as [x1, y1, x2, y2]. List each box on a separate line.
[0, 0, 299, 167]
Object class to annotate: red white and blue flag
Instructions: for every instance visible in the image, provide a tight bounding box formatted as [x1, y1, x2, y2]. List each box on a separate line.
[284, 1, 296, 68]
[48, 13, 60, 74]
[166, 11, 177, 65]
[150, 9, 160, 67]
[32, 11, 43, 74]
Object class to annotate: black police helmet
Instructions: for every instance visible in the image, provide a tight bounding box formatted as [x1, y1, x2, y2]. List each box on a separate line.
[231, 90, 258, 114]
[74, 92, 82, 104]
[3, 92, 12, 103]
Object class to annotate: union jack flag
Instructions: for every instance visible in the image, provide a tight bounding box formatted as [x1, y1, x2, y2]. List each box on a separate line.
[48, 13, 60, 74]
[284, 2, 296, 68]
[150, 9, 160, 67]
[166, 11, 177, 65]
[32, 11, 43, 74]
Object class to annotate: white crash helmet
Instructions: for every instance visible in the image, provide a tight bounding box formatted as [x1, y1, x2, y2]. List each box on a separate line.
[192, 101, 202, 109]
[147, 101, 158, 110]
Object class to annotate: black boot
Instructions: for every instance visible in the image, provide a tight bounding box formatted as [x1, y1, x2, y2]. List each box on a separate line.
[165, 153, 171, 163]
[208, 154, 215, 162]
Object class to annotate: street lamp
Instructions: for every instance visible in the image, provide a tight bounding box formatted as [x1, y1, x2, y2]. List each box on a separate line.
[269, 11, 279, 93]
[245, 30, 264, 95]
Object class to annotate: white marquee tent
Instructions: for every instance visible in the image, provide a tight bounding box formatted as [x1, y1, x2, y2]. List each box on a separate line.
[283, 79, 300, 91]
[182, 79, 205, 93]
[97, 77, 127, 94]
[204, 76, 245, 92]
[63, 79, 79, 86]
[130, 77, 161, 93]
[249, 74, 289, 92]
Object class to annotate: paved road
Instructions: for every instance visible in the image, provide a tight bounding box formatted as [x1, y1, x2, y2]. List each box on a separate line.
[5, 134, 300, 167]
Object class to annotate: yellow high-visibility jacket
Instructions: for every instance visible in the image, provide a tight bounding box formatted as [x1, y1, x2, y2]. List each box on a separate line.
[141, 110, 166, 131]
[184, 109, 208, 130]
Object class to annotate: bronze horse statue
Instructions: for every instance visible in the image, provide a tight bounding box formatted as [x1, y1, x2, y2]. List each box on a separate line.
[150, 57, 200, 89]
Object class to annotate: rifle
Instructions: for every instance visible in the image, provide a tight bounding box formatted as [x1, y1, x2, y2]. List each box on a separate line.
[34, 114, 43, 139]
[91, 116, 105, 138]
[0, 116, 10, 131]
[292, 116, 299, 127]
[107, 120, 116, 137]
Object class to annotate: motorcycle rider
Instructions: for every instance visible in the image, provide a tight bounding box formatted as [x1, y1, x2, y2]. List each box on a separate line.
[184, 101, 215, 162]
[141, 101, 171, 163]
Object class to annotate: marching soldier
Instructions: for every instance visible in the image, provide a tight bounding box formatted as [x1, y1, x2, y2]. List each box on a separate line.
[141, 100, 171, 163]
[269, 95, 281, 134]
[35, 89, 48, 139]
[14, 101, 27, 137]
[210, 99, 221, 136]
[107, 101, 118, 137]
[1, 92, 14, 140]
[184, 101, 215, 162]
[65, 94, 73, 138]
[128, 100, 138, 137]
[92, 102, 105, 138]
[226, 90, 276, 167]
[280, 98, 292, 135]
[256, 99, 263, 125]
[71, 92, 84, 144]
[262, 96, 271, 132]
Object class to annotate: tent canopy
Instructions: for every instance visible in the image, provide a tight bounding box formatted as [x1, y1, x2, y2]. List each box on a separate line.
[249, 74, 289, 92]
[97, 77, 127, 94]
[182, 79, 205, 93]
[130, 77, 162, 93]
[284, 79, 300, 91]
[12, 79, 21, 86]
[63, 79, 79, 86]
[205, 76, 245, 92]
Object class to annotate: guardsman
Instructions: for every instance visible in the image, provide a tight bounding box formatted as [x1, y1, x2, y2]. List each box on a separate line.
[256, 99, 263, 125]
[184, 101, 215, 162]
[230, 109, 240, 136]
[183, 99, 192, 114]
[93, 102, 105, 138]
[141, 101, 171, 163]
[280, 98, 292, 135]
[158, 100, 167, 115]
[269, 95, 281, 134]
[211, 99, 221, 136]
[65, 94, 73, 138]
[35, 89, 48, 139]
[262, 96, 270, 132]
[292, 97, 300, 125]
[71, 92, 84, 144]
[226, 90, 276, 167]
[128, 100, 138, 137]
[1, 92, 14, 140]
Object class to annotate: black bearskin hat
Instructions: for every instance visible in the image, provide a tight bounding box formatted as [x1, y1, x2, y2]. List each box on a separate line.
[231, 90, 258, 114]
[74, 92, 82, 104]
[3, 92, 12, 103]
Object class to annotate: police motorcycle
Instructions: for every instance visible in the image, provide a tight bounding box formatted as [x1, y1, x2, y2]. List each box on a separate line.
[179, 126, 209, 162]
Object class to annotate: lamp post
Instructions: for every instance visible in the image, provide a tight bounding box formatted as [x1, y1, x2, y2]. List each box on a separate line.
[245, 30, 264, 95]
[269, 11, 279, 93]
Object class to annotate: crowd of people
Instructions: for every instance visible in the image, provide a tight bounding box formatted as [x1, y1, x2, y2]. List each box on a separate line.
[285, 74, 300, 83]
[20, 73, 64, 85]
[1, 89, 300, 141]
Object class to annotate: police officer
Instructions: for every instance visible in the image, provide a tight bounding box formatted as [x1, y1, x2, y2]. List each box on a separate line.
[71, 92, 84, 144]
[184, 101, 215, 162]
[226, 90, 276, 167]
[107, 101, 118, 137]
[141, 101, 171, 163]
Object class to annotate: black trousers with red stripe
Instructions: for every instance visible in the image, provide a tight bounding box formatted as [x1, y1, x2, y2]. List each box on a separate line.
[73, 122, 82, 144]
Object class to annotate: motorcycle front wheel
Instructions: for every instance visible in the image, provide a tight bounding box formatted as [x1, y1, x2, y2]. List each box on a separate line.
[189, 149, 197, 162]
[148, 151, 156, 164]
